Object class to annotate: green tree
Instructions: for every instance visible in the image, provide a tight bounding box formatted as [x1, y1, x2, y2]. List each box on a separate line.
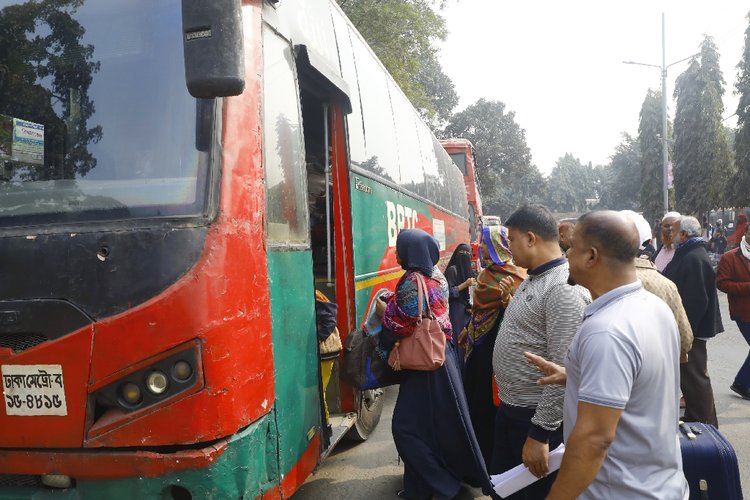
[673, 36, 732, 216]
[596, 133, 641, 211]
[732, 11, 750, 207]
[490, 166, 547, 219]
[443, 98, 545, 218]
[338, 0, 457, 128]
[593, 163, 615, 209]
[416, 53, 458, 127]
[638, 90, 665, 223]
[546, 153, 596, 213]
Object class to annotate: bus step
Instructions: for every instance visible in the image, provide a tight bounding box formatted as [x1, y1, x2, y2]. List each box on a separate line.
[321, 412, 357, 459]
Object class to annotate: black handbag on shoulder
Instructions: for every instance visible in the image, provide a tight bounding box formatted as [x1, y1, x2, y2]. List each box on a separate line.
[341, 289, 399, 390]
[341, 328, 398, 390]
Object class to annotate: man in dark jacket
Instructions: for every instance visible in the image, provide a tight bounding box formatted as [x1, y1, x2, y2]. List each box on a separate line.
[663, 216, 723, 427]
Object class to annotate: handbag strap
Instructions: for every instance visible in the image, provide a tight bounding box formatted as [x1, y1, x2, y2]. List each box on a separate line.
[414, 273, 432, 320]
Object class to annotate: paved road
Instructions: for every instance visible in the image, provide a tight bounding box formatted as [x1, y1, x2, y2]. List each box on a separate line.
[295, 387, 489, 499]
[296, 292, 750, 499]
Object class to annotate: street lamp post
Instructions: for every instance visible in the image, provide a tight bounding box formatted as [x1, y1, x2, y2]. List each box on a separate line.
[624, 13, 699, 214]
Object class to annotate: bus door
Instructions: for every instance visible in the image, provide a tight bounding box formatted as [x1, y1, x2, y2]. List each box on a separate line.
[261, 26, 324, 484]
[295, 45, 356, 453]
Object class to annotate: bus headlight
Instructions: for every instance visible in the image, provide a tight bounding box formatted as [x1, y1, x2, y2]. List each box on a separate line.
[121, 382, 142, 405]
[172, 360, 193, 381]
[146, 371, 169, 395]
[92, 340, 202, 415]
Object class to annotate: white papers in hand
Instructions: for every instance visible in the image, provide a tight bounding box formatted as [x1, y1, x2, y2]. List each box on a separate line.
[490, 443, 565, 498]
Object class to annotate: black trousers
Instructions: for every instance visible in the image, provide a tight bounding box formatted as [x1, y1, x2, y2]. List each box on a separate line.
[490, 404, 563, 499]
[681, 339, 718, 427]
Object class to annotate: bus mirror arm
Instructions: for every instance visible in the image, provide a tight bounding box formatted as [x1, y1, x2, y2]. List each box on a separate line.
[182, 0, 245, 98]
[195, 99, 216, 152]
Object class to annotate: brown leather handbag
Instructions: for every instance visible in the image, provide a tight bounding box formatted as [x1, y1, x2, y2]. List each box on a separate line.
[388, 273, 446, 371]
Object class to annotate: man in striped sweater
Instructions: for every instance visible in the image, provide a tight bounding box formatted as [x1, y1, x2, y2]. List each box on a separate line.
[491, 204, 590, 499]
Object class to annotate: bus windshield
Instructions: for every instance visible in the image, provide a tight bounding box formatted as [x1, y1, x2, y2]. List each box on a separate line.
[449, 153, 467, 175]
[0, 0, 212, 228]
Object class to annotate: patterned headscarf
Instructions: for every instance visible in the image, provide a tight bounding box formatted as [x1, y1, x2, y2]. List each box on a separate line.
[479, 225, 513, 268]
[465, 225, 526, 359]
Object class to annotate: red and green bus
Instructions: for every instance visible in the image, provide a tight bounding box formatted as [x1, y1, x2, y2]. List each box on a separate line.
[0, 0, 470, 498]
[441, 138, 483, 264]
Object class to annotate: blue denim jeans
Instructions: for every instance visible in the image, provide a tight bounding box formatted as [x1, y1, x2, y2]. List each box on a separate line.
[735, 322, 750, 389]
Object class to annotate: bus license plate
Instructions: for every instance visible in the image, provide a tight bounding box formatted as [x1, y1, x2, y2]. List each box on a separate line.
[2, 364, 68, 416]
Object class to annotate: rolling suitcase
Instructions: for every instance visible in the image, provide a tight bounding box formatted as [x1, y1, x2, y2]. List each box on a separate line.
[679, 421, 743, 500]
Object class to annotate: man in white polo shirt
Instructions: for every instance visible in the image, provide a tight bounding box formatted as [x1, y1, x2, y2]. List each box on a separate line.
[525, 210, 687, 499]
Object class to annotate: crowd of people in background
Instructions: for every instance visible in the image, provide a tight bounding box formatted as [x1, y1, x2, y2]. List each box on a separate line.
[376, 204, 750, 499]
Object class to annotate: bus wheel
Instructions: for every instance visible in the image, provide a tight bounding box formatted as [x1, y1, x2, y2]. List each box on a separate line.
[345, 388, 384, 441]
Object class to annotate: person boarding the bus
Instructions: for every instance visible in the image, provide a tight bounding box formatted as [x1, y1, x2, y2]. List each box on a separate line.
[491, 204, 589, 499]
[315, 290, 342, 439]
[376, 229, 492, 500]
[524, 210, 688, 499]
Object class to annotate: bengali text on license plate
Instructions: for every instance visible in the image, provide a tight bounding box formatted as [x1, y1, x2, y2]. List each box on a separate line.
[2, 364, 68, 416]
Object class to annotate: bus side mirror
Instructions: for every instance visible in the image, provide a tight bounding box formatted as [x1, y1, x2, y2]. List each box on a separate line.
[182, 0, 245, 98]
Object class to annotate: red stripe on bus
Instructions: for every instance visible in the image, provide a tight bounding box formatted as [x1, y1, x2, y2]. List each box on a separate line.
[0, 441, 229, 480]
[280, 433, 321, 498]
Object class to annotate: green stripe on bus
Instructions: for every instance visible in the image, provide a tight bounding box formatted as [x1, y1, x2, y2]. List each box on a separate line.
[17, 413, 281, 500]
[267, 249, 320, 477]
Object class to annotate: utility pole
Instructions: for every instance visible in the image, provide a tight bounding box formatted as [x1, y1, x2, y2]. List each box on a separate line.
[661, 13, 669, 213]
[624, 13, 699, 214]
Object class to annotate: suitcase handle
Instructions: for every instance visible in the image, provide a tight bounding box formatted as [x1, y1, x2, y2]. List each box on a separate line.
[679, 421, 697, 440]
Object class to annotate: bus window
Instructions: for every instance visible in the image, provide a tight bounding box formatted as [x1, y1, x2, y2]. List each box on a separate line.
[469, 204, 477, 242]
[440, 142, 468, 216]
[449, 152, 468, 175]
[349, 32, 400, 184]
[0, 0, 212, 227]
[388, 79, 424, 191]
[331, 13, 366, 168]
[262, 26, 309, 244]
[432, 136, 454, 213]
[415, 123, 439, 204]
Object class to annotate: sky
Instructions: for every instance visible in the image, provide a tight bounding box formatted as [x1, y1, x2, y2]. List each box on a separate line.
[438, 1, 749, 176]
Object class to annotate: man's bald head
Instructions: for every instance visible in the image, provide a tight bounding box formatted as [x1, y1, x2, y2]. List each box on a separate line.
[576, 211, 640, 264]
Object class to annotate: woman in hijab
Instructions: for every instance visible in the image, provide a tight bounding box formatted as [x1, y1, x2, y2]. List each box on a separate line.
[458, 225, 526, 466]
[376, 229, 494, 500]
[444, 243, 476, 363]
